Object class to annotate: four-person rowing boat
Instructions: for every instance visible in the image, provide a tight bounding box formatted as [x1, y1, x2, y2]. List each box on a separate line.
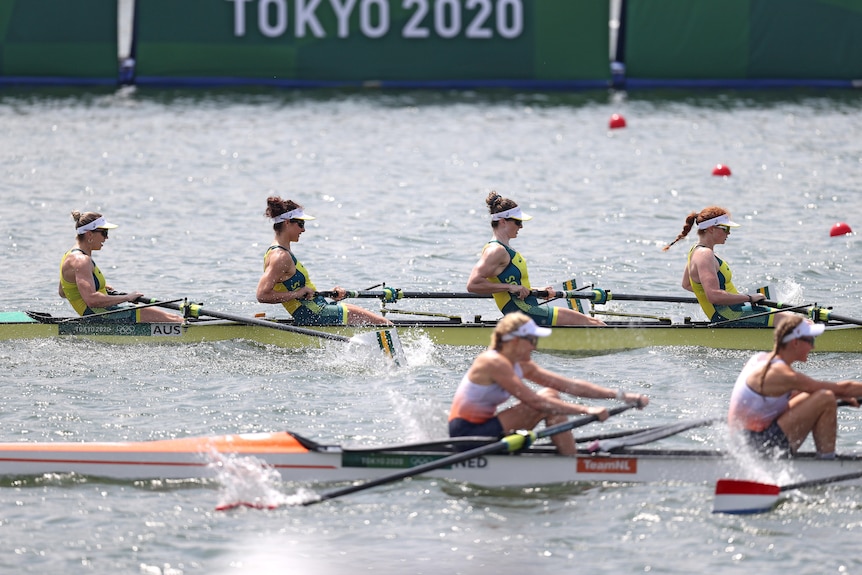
[3, 310, 862, 353]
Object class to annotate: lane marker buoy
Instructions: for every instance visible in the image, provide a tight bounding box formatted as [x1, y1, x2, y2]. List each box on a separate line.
[609, 114, 626, 129]
[712, 164, 732, 176]
[830, 222, 853, 236]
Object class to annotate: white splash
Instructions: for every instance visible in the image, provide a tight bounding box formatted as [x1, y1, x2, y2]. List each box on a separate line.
[208, 451, 317, 510]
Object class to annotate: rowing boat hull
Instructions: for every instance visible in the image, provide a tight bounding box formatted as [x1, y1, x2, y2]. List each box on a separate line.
[2, 311, 861, 352]
[1, 432, 860, 487]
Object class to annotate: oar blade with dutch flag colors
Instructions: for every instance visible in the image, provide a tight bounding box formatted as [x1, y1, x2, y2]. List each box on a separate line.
[712, 479, 782, 514]
[713, 470, 862, 514]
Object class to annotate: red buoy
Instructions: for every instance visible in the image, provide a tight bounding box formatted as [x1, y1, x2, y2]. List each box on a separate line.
[830, 222, 853, 236]
[712, 164, 732, 176]
[609, 114, 626, 129]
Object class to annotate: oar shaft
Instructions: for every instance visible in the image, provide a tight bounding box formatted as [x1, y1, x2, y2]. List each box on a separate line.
[708, 304, 809, 327]
[536, 405, 631, 439]
[763, 300, 862, 327]
[317, 289, 701, 304]
[319, 290, 862, 326]
[782, 470, 862, 492]
[308, 405, 632, 505]
[837, 397, 862, 407]
[136, 298, 351, 342]
[592, 416, 716, 452]
[62, 298, 185, 322]
[311, 432, 527, 504]
[576, 289, 699, 304]
[317, 290, 491, 300]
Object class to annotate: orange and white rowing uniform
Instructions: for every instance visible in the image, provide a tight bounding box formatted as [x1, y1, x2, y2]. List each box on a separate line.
[728, 352, 791, 454]
[448, 352, 523, 438]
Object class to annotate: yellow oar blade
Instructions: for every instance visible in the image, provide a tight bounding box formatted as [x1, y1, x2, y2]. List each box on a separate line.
[562, 279, 591, 314]
[350, 328, 406, 366]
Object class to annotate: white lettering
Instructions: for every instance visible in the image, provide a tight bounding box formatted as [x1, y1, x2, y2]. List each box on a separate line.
[295, 0, 325, 37]
[259, 0, 288, 37]
[227, 0, 255, 36]
[465, 0, 491, 39]
[435, 0, 460, 38]
[402, 0, 429, 39]
[232, 0, 524, 41]
[577, 457, 637, 474]
[360, 0, 389, 38]
[452, 456, 487, 468]
[151, 324, 183, 336]
[330, 0, 358, 38]
[497, 0, 522, 39]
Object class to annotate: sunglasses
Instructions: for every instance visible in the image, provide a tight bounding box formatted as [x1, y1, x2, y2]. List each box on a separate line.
[716, 225, 731, 234]
[290, 219, 305, 229]
[93, 229, 109, 238]
[520, 335, 539, 346]
[506, 218, 523, 228]
[799, 336, 815, 346]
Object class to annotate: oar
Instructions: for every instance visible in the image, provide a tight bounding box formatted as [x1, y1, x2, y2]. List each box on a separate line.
[556, 289, 699, 305]
[569, 292, 862, 326]
[60, 298, 187, 322]
[299, 405, 634, 506]
[762, 300, 862, 327]
[135, 297, 405, 365]
[320, 289, 862, 325]
[378, 308, 464, 321]
[592, 310, 674, 322]
[713, 471, 862, 514]
[588, 417, 717, 453]
[316, 288, 692, 304]
[320, 288, 702, 305]
[26, 299, 184, 324]
[575, 424, 669, 444]
[316, 289, 491, 302]
[316, 288, 601, 301]
[708, 304, 811, 327]
[837, 397, 862, 407]
[551, 291, 862, 325]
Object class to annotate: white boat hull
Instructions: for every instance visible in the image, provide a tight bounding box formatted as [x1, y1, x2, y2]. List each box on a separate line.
[1, 431, 860, 487]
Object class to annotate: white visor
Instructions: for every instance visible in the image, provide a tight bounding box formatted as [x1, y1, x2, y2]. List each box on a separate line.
[491, 207, 533, 222]
[501, 318, 552, 341]
[76, 216, 118, 235]
[271, 208, 316, 224]
[697, 214, 740, 230]
[781, 319, 826, 343]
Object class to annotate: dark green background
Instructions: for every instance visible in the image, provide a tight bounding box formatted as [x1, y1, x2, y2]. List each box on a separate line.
[0, 0, 117, 78]
[625, 0, 862, 79]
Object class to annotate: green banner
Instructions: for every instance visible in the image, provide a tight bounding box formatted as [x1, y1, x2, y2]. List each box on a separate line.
[624, 0, 862, 81]
[135, 0, 610, 85]
[749, 0, 862, 79]
[0, 0, 117, 81]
